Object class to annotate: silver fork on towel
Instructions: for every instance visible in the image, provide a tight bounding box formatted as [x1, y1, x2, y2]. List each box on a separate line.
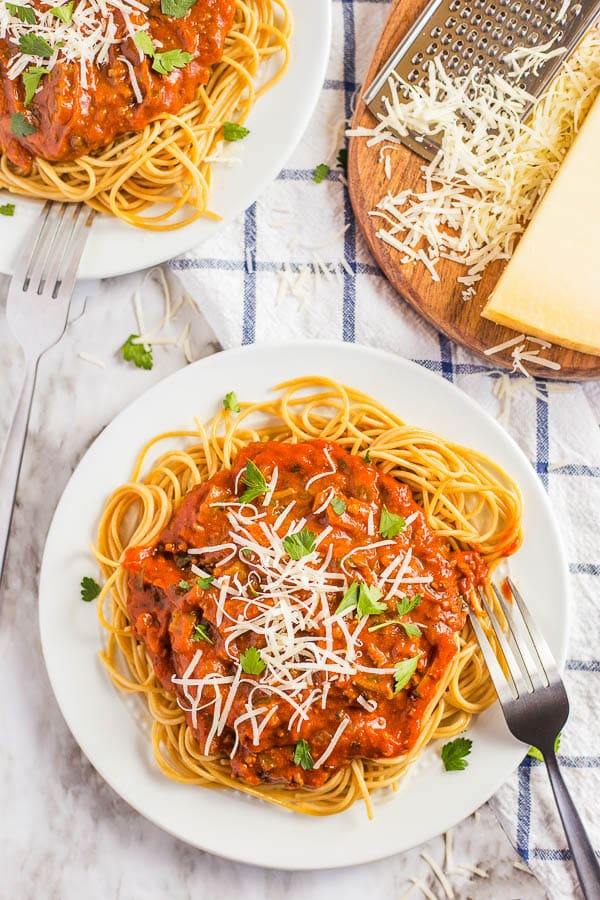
[0, 201, 94, 586]
[469, 578, 600, 900]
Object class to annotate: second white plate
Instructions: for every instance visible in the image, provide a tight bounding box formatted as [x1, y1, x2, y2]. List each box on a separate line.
[0, 0, 331, 279]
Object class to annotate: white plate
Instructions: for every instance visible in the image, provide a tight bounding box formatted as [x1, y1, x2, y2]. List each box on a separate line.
[0, 1, 331, 279]
[39, 341, 570, 870]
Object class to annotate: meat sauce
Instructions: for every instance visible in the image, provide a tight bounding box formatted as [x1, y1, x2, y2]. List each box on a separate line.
[125, 440, 487, 788]
[0, 0, 234, 169]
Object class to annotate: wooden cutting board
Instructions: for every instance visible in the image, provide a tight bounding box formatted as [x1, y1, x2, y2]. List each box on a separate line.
[347, 0, 600, 381]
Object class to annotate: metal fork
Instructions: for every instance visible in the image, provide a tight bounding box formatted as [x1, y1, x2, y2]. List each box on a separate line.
[0, 201, 94, 586]
[469, 578, 600, 899]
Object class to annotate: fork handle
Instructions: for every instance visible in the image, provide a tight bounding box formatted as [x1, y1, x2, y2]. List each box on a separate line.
[544, 748, 600, 899]
[0, 359, 38, 587]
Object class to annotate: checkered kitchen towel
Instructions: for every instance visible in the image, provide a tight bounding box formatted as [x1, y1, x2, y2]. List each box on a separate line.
[170, 1, 600, 895]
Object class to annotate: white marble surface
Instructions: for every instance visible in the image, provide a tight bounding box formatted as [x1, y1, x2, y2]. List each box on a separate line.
[0, 269, 547, 900]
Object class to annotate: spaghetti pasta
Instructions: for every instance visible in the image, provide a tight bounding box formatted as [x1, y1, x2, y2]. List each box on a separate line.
[0, 0, 290, 229]
[95, 377, 522, 817]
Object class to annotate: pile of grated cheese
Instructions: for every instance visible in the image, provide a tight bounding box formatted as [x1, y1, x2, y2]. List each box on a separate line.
[0, 0, 149, 90]
[348, 29, 600, 297]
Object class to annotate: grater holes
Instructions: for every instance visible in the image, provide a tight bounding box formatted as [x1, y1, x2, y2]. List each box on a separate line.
[411, 51, 424, 64]
[478, 34, 489, 48]
[535, 0, 547, 8]
[531, 12, 543, 25]
[449, 0, 461, 7]
[441, 32, 454, 44]
[444, 15, 457, 27]
[492, 24, 503, 38]
[461, 5, 473, 16]
[439, 48, 451, 61]
[430, 25, 443, 37]
[426, 41, 439, 53]
[542, 21, 553, 34]
[517, 22, 528, 36]
[507, 15, 518, 29]
[474, 0, 486, 6]
[483, 59, 495, 73]
[486, 1, 497, 11]
[518, 80, 526, 90]
[467, 27, 479, 41]
[456, 21, 468, 34]
[482, 17, 494, 30]
[497, 8, 507, 21]
[448, 54, 461, 69]
[407, 68, 420, 82]
[488, 42, 501, 56]
[464, 45, 475, 58]
[527, 29, 539, 43]
[452, 37, 465, 50]
[510, 0, 521, 9]
[502, 32, 514, 45]
[521, 7, 532, 19]
[458, 61, 471, 74]
[548, 3, 558, 14]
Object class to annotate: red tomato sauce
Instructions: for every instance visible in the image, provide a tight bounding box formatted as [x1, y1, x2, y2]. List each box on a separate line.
[0, 0, 234, 169]
[125, 440, 487, 788]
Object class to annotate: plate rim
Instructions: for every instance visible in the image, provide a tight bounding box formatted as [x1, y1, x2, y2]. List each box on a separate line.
[0, 0, 332, 279]
[38, 339, 571, 869]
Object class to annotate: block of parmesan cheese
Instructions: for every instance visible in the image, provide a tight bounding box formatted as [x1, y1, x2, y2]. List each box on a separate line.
[482, 92, 600, 356]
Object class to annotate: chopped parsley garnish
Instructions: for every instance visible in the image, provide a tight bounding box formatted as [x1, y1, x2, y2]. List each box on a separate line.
[22, 66, 49, 106]
[80, 576, 101, 603]
[369, 595, 423, 634]
[196, 575, 214, 590]
[356, 583, 386, 617]
[336, 147, 348, 173]
[364, 449, 371, 463]
[312, 163, 330, 184]
[283, 527, 317, 560]
[241, 548, 251, 558]
[379, 505, 406, 539]
[7, 3, 36, 23]
[160, 0, 196, 17]
[393, 654, 420, 694]
[335, 581, 359, 615]
[121, 334, 153, 370]
[0, 203, 15, 217]
[330, 497, 346, 516]
[441, 737, 473, 771]
[223, 121, 250, 142]
[240, 646, 266, 675]
[10, 112, 35, 138]
[192, 622, 213, 644]
[528, 733, 561, 762]
[151, 48, 192, 75]
[50, 1, 74, 23]
[134, 31, 191, 74]
[223, 390, 241, 413]
[19, 33, 53, 57]
[239, 459, 268, 503]
[294, 739, 314, 770]
[177, 579, 191, 591]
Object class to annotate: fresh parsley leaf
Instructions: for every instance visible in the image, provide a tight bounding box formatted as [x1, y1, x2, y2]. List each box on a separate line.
[7, 3, 36, 23]
[335, 581, 359, 615]
[22, 66, 49, 106]
[364, 449, 371, 463]
[336, 147, 348, 172]
[223, 390, 241, 413]
[177, 579, 191, 591]
[196, 575, 214, 590]
[151, 49, 192, 75]
[283, 527, 317, 561]
[441, 737, 473, 771]
[294, 739, 314, 770]
[393, 654, 420, 694]
[528, 733, 561, 762]
[312, 163, 330, 184]
[121, 334, 153, 370]
[356, 583, 386, 617]
[192, 622, 213, 644]
[396, 594, 422, 617]
[80, 576, 101, 603]
[160, 0, 195, 16]
[239, 459, 268, 503]
[19, 33, 53, 57]
[10, 113, 35, 137]
[223, 121, 250, 142]
[240, 646, 266, 675]
[379, 505, 406, 539]
[401, 622, 422, 638]
[134, 30, 155, 56]
[0, 203, 15, 216]
[241, 548, 251, 558]
[330, 497, 346, 515]
[50, 1, 74, 23]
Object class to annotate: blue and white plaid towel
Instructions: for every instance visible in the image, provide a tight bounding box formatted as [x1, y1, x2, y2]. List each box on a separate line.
[171, 2, 600, 895]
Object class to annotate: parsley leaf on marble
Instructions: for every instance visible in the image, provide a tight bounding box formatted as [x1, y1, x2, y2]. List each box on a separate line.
[121, 334, 153, 370]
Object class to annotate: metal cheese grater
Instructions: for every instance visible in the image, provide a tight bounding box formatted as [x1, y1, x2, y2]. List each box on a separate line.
[364, 0, 600, 160]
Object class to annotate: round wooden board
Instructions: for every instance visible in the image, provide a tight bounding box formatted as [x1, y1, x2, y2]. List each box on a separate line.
[347, 0, 600, 381]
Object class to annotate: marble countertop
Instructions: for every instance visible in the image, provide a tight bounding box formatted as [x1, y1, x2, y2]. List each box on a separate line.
[0, 269, 547, 900]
